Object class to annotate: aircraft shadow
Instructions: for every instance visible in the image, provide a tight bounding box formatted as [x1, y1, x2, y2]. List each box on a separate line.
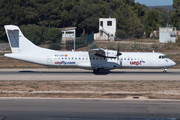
[19, 70, 111, 75]
[17, 70, 178, 75]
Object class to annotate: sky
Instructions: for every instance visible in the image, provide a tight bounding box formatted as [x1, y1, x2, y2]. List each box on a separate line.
[134, 0, 173, 6]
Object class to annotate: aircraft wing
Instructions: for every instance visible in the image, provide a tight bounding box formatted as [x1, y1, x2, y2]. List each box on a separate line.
[88, 48, 117, 58]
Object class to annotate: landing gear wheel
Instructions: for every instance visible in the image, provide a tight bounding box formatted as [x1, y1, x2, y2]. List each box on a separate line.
[93, 68, 100, 74]
[163, 69, 167, 73]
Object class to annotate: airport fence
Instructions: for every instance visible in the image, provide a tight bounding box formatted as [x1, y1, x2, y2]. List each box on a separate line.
[65, 32, 94, 50]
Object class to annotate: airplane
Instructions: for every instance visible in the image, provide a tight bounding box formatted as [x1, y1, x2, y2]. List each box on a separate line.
[4, 25, 176, 73]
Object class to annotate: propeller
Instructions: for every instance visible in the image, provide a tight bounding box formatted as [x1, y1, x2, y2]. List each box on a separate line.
[117, 46, 122, 57]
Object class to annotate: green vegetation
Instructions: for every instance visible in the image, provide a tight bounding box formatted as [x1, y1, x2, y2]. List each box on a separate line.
[87, 42, 98, 50]
[171, 0, 180, 29]
[20, 24, 62, 48]
[49, 43, 61, 50]
[116, 29, 126, 39]
[0, 0, 179, 43]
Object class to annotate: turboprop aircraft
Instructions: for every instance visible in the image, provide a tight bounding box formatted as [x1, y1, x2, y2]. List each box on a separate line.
[4, 25, 176, 73]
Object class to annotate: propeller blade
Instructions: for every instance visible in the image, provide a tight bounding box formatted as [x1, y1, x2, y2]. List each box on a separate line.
[117, 46, 122, 56]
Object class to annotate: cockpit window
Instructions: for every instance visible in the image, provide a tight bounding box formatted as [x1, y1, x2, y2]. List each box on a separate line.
[159, 55, 168, 59]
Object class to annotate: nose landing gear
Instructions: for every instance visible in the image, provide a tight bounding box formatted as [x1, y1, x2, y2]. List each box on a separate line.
[163, 69, 167, 73]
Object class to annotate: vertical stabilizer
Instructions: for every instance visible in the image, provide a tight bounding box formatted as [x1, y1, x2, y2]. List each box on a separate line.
[4, 25, 41, 53]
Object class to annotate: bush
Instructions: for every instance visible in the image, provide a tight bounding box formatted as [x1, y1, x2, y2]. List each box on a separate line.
[115, 29, 126, 39]
[151, 43, 159, 50]
[49, 43, 61, 50]
[20, 24, 62, 45]
[46, 28, 62, 43]
[127, 42, 141, 51]
[164, 41, 174, 50]
[20, 24, 47, 45]
[176, 36, 180, 47]
[107, 42, 116, 50]
[87, 42, 98, 50]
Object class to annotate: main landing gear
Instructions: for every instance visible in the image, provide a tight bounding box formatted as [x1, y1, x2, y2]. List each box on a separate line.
[163, 69, 167, 73]
[93, 68, 100, 74]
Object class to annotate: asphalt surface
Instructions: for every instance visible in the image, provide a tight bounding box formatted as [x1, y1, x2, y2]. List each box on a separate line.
[0, 69, 180, 120]
[0, 98, 180, 120]
[0, 68, 180, 80]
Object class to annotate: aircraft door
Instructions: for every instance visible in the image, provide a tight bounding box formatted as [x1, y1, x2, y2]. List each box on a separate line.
[147, 55, 153, 66]
[119, 57, 122, 67]
[47, 56, 52, 65]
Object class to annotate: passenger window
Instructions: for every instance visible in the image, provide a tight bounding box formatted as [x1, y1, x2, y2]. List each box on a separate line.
[93, 58, 95, 60]
[62, 58, 63, 59]
[68, 58, 70, 60]
[131, 58, 133, 60]
[96, 58, 98, 60]
[86, 58, 88, 60]
[124, 58, 126, 60]
[65, 58, 67, 59]
[79, 58, 81, 60]
[121, 58, 123, 60]
[72, 57, 73, 60]
[100, 58, 102, 60]
[134, 58, 136, 60]
[82, 58, 84, 60]
[128, 58, 130, 60]
[75, 58, 77, 60]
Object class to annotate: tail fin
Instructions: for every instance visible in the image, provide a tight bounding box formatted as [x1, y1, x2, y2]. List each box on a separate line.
[4, 25, 40, 53]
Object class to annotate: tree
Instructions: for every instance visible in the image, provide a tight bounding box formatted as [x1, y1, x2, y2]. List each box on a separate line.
[20, 24, 62, 45]
[70, 2, 102, 36]
[170, 0, 180, 29]
[173, 0, 180, 10]
[113, 3, 144, 38]
[145, 9, 164, 37]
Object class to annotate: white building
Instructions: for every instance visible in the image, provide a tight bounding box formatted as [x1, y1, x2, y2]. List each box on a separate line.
[94, 18, 117, 41]
[60, 27, 77, 43]
[159, 27, 176, 43]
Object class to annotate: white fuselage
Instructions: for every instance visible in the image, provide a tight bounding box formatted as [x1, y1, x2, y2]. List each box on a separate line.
[5, 49, 176, 70]
[4, 25, 176, 73]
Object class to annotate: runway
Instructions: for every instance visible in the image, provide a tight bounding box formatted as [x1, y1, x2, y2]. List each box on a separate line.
[0, 98, 180, 120]
[0, 68, 180, 80]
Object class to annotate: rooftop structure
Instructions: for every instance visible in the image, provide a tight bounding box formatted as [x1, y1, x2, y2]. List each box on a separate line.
[60, 27, 77, 44]
[94, 18, 117, 41]
[159, 27, 176, 43]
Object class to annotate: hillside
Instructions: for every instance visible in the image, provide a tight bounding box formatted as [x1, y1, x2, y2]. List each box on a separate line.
[148, 5, 174, 10]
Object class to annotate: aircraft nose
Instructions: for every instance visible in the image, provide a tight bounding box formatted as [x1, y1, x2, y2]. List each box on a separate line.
[171, 61, 176, 66]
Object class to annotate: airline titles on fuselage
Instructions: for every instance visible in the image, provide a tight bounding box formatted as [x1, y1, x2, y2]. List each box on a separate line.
[53, 54, 147, 66]
[130, 60, 145, 66]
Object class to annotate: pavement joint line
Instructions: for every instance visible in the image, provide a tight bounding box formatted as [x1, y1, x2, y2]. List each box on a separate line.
[0, 97, 180, 102]
[1, 91, 180, 95]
